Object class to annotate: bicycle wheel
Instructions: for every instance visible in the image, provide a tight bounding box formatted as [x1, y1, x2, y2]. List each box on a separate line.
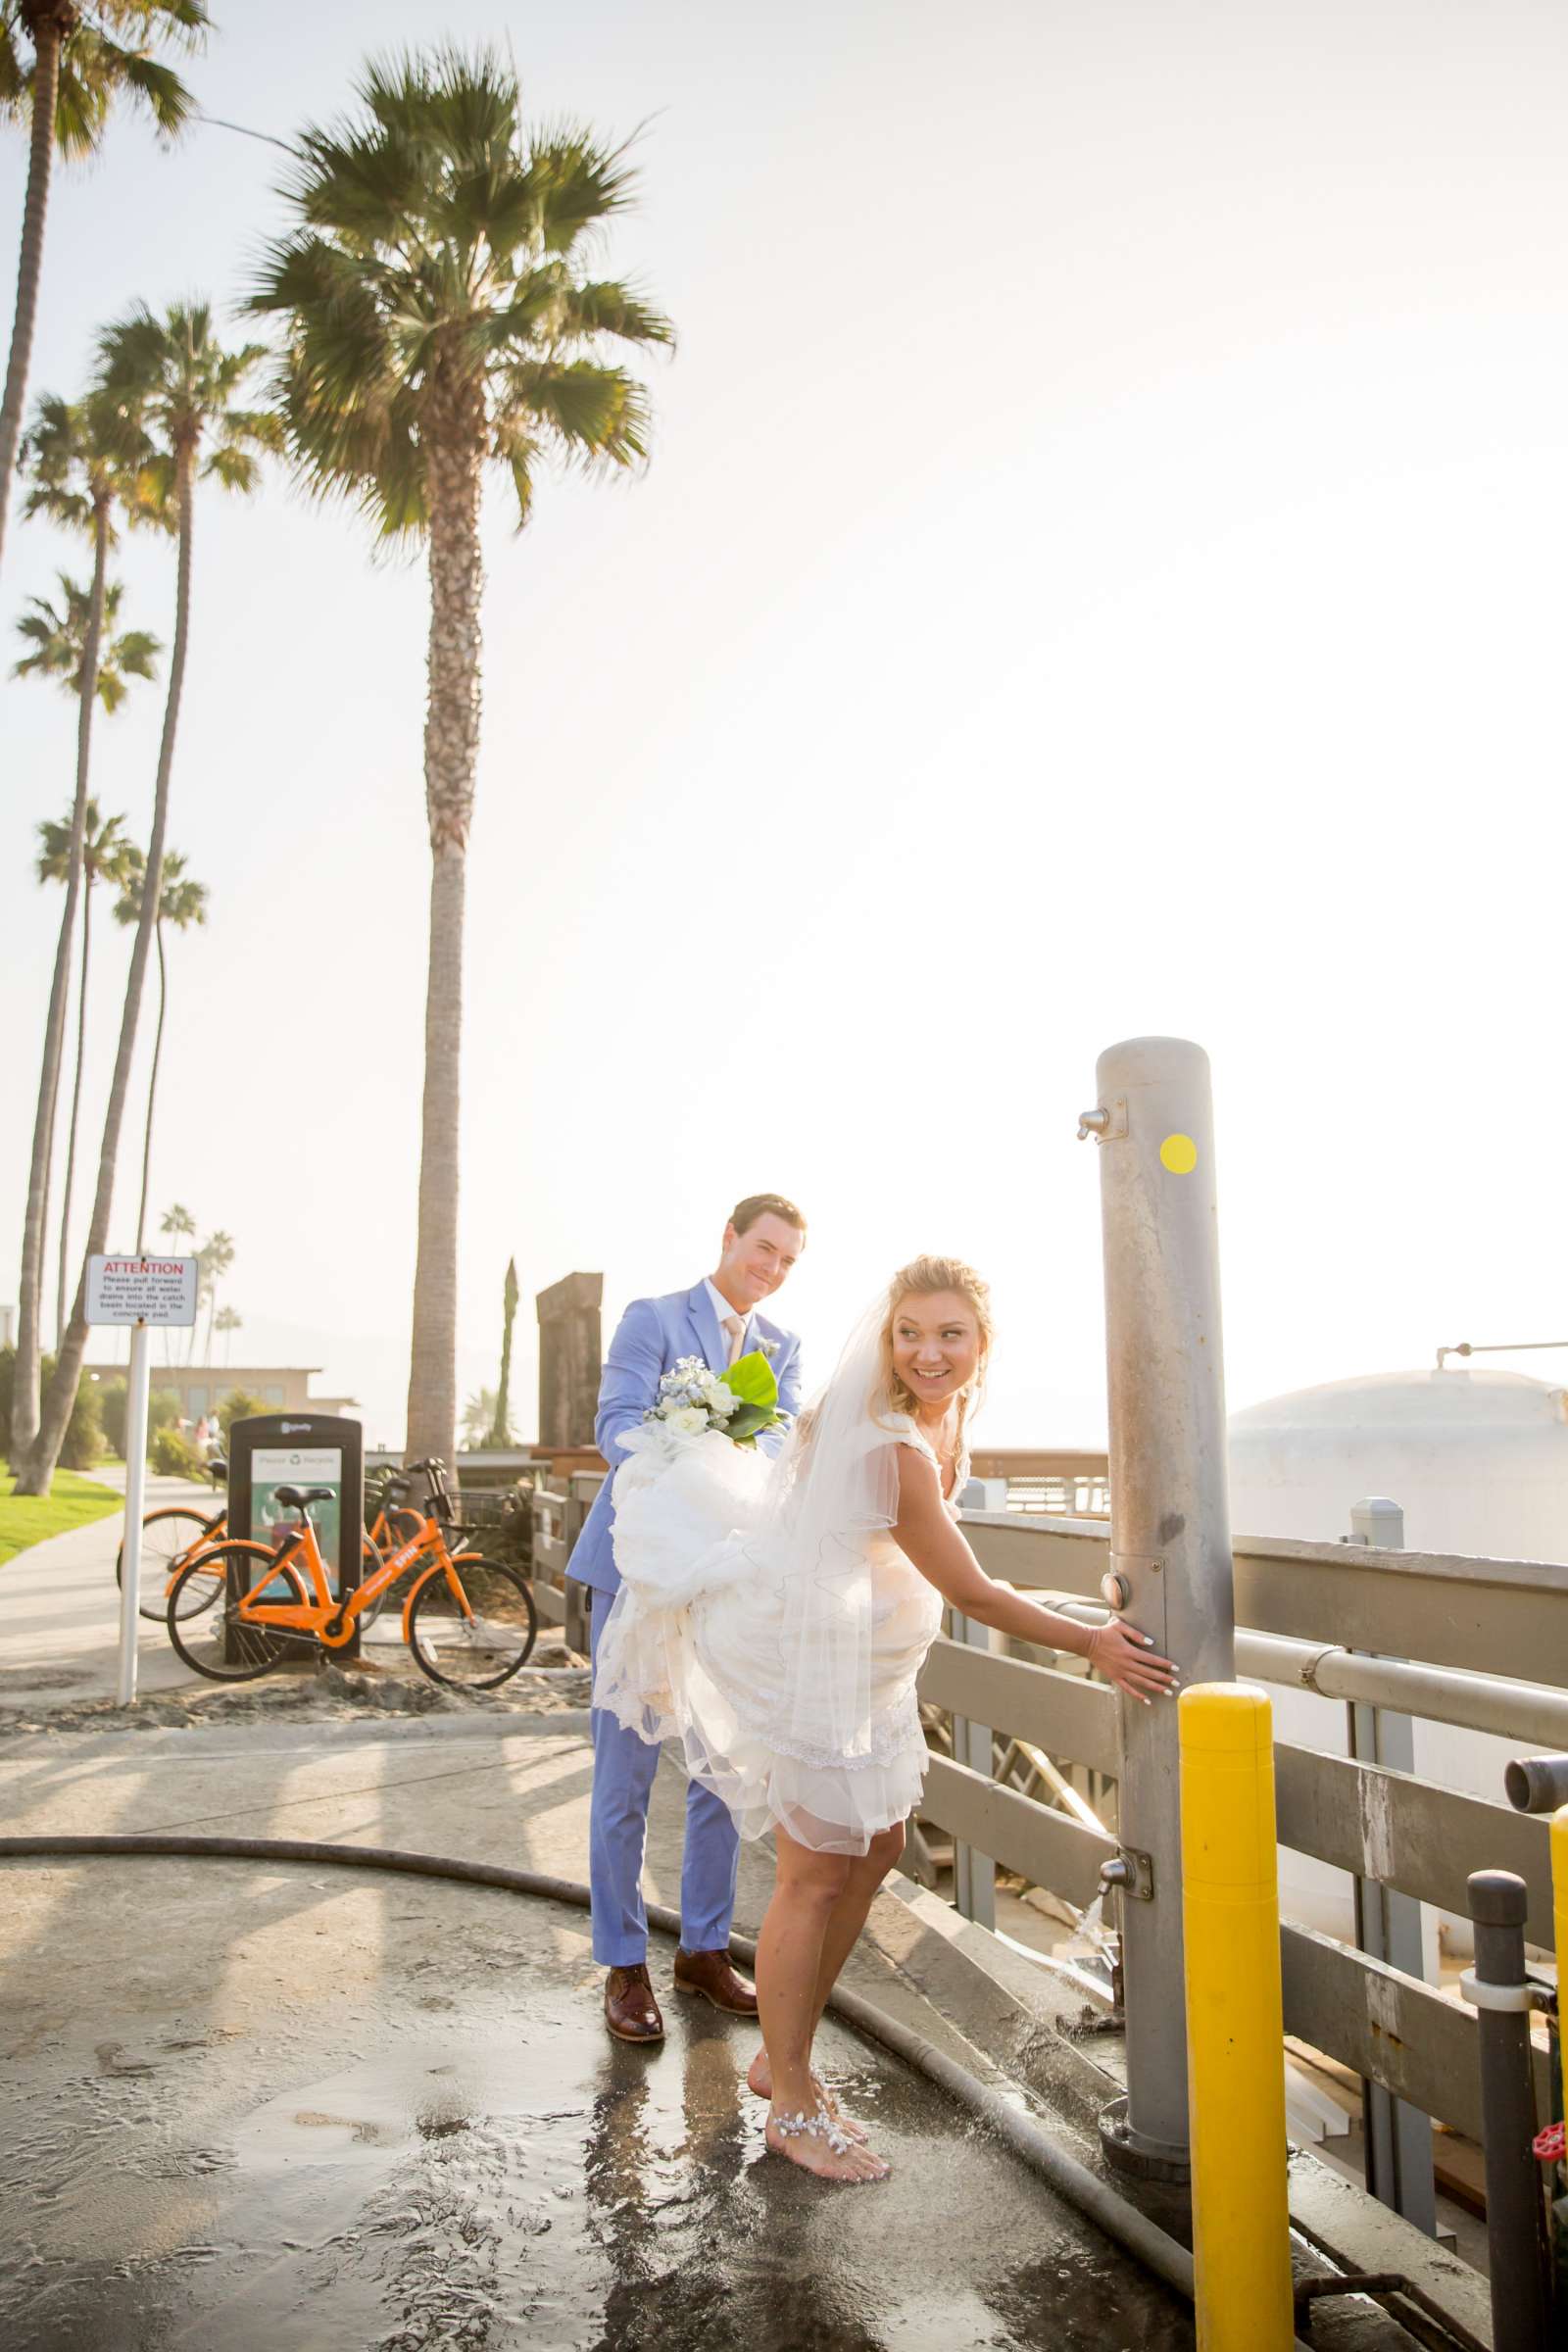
[167, 1543, 315, 1683]
[407, 1556, 538, 1690]
[117, 1507, 222, 1622]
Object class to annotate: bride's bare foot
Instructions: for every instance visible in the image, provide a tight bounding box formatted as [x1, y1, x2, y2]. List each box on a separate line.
[765, 2101, 889, 2184]
[747, 2047, 867, 2140]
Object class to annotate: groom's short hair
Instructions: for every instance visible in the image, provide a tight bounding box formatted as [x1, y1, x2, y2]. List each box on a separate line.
[731, 1192, 807, 1240]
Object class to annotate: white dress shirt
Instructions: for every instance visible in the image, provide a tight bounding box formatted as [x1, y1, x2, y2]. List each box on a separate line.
[704, 1279, 751, 1366]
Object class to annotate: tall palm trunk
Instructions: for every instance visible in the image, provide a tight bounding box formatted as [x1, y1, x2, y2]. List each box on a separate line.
[12, 908, 68, 1471]
[11, 482, 106, 1465]
[403, 381, 483, 1478]
[23, 441, 191, 1494]
[0, 3, 73, 574]
[56, 864, 93, 1347]
[201, 1246, 218, 1367]
[133, 914, 167, 1257]
[55, 502, 111, 1348]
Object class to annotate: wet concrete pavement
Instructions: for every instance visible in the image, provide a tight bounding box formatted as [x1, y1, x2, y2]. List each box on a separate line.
[0, 1505, 1480, 2352]
[2, 1873, 1185, 2351]
[0, 1714, 1194, 2351]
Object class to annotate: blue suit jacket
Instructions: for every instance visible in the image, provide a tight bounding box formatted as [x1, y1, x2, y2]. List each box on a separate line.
[568, 1281, 803, 1598]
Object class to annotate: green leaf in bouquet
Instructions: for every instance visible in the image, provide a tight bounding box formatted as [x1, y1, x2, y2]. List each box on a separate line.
[722, 1349, 779, 1409]
[724, 1400, 779, 1446]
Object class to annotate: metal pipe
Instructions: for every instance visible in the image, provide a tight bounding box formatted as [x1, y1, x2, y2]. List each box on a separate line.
[1504, 1755, 1568, 1816]
[1464, 1870, 1550, 2351]
[1436, 1340, 1568, 1370]
[1234, 1631, 1568, 1748]
[117, 1320, 152, 1706]
[1085, 1036, 1236, 2178]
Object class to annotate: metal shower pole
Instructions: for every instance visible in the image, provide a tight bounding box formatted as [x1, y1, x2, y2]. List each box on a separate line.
[1081, 1035, 1237, 2175]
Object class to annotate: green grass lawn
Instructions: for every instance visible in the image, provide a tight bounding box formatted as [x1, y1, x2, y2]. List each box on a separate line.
[0, 1458, 122, 1569]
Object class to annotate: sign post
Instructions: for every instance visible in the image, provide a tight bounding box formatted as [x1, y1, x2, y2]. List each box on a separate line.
[86, 1254, 199, 1704]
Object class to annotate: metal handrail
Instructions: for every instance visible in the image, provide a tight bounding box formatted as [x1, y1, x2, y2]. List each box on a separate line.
[1233, 1630, 1568, 1747]
[913, 1508, 1566, 2145]
[962, 1509, 1568, 1689]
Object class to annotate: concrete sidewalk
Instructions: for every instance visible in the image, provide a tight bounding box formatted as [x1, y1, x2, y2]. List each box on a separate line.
[0, 1468, 213, 1710]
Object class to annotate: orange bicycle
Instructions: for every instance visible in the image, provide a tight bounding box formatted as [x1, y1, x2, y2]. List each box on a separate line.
[119, 1461, 424, 1624]
[166, 1457, 537, 1689]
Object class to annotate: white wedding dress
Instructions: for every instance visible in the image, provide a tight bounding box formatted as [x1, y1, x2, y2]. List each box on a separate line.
[593, 1306, 966, 1856]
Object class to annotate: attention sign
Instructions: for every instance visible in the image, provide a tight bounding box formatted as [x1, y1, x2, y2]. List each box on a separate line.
[86, 1254, 199, 1327]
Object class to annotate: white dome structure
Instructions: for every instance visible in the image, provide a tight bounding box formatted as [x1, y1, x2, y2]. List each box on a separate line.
[1229, 1366, 1568, 1563]
[1227, 1365, 1568, 1955]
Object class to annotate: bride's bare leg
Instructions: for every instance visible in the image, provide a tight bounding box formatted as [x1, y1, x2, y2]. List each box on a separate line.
[757, 1826, 889, 2182]
[749, 1822, 906, 2139]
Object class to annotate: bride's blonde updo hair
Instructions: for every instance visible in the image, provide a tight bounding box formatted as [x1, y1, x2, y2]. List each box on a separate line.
[874, 1255, 994, 1441]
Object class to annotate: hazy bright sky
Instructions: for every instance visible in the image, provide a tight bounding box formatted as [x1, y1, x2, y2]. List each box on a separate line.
[5, 0, 1568, 1448]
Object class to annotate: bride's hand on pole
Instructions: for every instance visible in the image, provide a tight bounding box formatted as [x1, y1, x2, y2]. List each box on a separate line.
[1083, 1619, 1179, 1702]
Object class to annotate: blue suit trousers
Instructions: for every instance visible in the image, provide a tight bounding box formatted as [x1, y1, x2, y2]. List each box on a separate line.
[588, 1585, 742, 1966]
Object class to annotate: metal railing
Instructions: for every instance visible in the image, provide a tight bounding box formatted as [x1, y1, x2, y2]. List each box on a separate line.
[916, 1504, 1563, 2156]
[969, 1449, 1111, 1518]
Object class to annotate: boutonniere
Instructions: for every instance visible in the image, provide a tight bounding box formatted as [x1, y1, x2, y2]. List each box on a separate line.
[758, 1338, 778, 1360]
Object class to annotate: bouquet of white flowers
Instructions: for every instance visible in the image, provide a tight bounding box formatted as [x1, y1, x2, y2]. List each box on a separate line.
[644, 1348, 785, 1448]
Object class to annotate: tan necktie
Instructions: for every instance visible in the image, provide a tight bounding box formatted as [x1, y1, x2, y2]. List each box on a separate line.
[721, 1313, 745, 1366]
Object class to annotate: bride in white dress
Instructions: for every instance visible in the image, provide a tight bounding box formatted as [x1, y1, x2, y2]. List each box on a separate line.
[593, 1255, 1177, 2185]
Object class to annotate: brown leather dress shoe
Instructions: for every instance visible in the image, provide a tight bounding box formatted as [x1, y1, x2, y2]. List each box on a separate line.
[671, 1946, 760, 2014]
[604, 1962, 664, 2043]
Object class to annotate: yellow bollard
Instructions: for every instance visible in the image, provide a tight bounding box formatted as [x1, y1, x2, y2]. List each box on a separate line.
[1555, 1806, 1568, 1996]
[1180, 1683, 1297, 2351]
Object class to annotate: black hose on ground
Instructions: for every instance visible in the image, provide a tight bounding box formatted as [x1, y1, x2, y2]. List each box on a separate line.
[0, 1830, 1196, 2302]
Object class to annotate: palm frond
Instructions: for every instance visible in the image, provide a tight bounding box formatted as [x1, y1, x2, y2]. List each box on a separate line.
[497, 358, 653, 466]
[0, 23, 23, 116]
[111, 626, 161, 679]
[519, 124, 641, 255]
[11, 567, 159, 704]
[555, 278, 674, 352]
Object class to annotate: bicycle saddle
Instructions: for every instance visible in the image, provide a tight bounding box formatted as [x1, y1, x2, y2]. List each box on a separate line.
[273, 1483, 334, 1509]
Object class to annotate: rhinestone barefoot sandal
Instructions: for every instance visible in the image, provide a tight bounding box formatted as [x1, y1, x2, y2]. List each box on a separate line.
[768, 2102, 889, 2181]
[772, 2103, 857, 2156]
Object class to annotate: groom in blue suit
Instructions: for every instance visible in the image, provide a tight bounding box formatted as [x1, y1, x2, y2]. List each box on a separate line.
[570, 1193, 807, 2043]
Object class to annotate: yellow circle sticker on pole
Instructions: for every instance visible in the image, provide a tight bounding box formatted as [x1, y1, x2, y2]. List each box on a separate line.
[1159, 1133, 1199, 1174]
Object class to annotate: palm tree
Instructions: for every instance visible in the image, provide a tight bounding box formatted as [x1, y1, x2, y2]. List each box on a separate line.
[112, 845, 207, 1260]
[35, 799, 138, 1343]
[214, 1300, 240, 1364]
[14, 569, 159, 697]
[159, 1198, 195, 1255]
[192, 1222, 231, 1364]
[462, 1387, 501, 1449]
[0, 2, 209, 572]
[250, 46, 671, 1472]
[21, 302, 277, 1494]
[8, 387, 166, 1471]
